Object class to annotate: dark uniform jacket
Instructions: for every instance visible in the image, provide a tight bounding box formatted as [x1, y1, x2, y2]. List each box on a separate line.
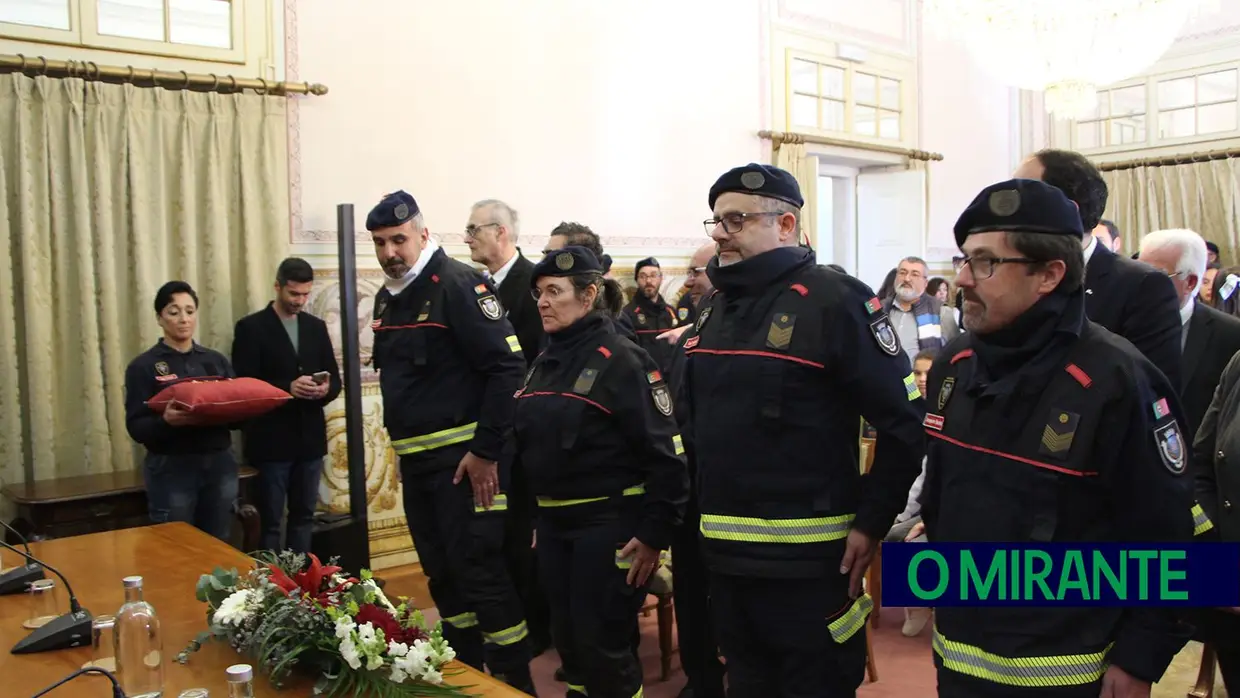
[231, 303, 342, 463]
[1193, 349, 1240, 543]
[622, 293, 681, 372]
[921, 288, 1195, 686]
[680, 246, 926, 579]
[371, 247, 526, 469]
[1182, 301, 1240, 440]
[124, 339, 236, 455]
[495, 250, 544, 365]
[512, 312, 688, 551]
[674, 292, 697, 329]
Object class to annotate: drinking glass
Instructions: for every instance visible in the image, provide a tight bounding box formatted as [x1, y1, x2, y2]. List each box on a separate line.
[24, 579, 59, 629]
[82, 615, 117, 672]
[177, 690, 211, 697]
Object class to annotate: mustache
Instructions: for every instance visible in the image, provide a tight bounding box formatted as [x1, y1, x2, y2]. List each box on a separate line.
[383, 257, 406, 267]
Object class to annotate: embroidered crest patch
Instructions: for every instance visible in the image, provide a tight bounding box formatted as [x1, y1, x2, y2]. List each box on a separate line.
[637, 313, 647, 326]
[678, 307, 689, 321]
[869, 316, 900, 357]
[556, 253, 574, 270]
[938, 377, 955, 411]
[1039, 409, 1079, 459]
[373, 295, 389, 326]
[696, 307, 712, 332]
[652, 384, 673, 417]
[477, 295, 503, 321]
[1155, 421, 1186, 474]
[766, 313, 795, 351]
[155, 361, 170, 376]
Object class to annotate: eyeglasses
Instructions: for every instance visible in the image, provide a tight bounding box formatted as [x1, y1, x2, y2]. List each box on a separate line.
[464, 223, 500, 239]
[686, 266, 706, 278]
[703, 211, 782, 235]
[637, 273, 661, 282]
[952, 255, 1039, 280]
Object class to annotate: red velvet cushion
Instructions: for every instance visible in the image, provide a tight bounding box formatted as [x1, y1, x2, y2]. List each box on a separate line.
[146, 378, 293, 424]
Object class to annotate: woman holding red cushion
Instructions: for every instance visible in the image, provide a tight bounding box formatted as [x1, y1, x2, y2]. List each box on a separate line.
[123, 280, 240, 541]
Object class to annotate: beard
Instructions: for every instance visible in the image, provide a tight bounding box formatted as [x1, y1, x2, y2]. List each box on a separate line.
[896, 285, 921, 303]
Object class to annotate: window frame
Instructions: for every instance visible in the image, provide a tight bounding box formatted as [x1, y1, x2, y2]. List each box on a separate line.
[1, 0, 248, 65]
[784, 47, 911, 146]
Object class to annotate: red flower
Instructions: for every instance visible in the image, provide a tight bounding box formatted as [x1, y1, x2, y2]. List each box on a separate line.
[267, 554, 356, 605]
[353, 604, 427, 645]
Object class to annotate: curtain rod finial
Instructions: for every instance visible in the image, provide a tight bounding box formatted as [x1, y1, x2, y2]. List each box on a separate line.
[309, 83, 329, 96]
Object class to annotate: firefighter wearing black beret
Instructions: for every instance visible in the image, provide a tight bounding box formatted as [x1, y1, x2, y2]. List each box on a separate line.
[513, 246, 689, 698]
[677, 163, 926, 697]
[919, 178, 1196, 696]
[365, 190, 535, 693]
[621, 256, 682, 373]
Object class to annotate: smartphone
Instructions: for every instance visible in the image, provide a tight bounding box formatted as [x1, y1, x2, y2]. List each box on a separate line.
[312, 371, 330, 385]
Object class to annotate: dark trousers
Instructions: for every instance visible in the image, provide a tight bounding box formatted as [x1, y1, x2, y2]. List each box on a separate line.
[501, 457, 552, 649]
[254, 458, 323, 554]
[538, 512, 647, 698]
[1194, 608, 1240, 694]
[143, 450, 239, 542]
[400, 455, 532, 682]
[710, 572, 867, 698]
[936, 666, 1101, 698]
[671, 499, 724, 697]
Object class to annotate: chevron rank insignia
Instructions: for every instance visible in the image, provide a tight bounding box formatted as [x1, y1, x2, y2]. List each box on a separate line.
[766, 313, 796, 350]
[417, 299, 431, 322]
[1039, 409, 1079, 459]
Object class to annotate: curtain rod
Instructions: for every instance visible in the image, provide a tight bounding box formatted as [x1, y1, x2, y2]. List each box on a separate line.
[0, 53, 328, 96]
[759, 130, 944, 162]
[1097, 147, 1240, 171]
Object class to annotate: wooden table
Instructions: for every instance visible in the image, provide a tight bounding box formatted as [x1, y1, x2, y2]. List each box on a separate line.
[0, 523, 527, 697]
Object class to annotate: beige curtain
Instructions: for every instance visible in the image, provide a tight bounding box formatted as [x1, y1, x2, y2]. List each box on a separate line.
[0, 73, 289, 492]
[774, 141, 818, 249]
[1102, 158, 1240, 264]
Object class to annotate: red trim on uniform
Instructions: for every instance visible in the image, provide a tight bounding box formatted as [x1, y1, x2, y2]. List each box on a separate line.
[684, 336, 700, 349]
[597, 346, 612, 358]
[685, 348, 825, 369]
[374, 323, 448, 332]
[950, 349, 974, 364]
[1065, 363, 1092, 388]
[926, 430, 1098, 477]
[517, 391, 612, 414]
[634, 329, 669, 335]
[790, 283, 809, 297]
[924, 413, 944, 431]
[432, 274, 440, 283]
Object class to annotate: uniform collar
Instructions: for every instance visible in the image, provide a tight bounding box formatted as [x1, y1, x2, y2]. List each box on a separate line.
[546, 311, 612, 356]
[384, 239, 441, 296]
[153, 338, 205, 355]
[706, 246, 814, 296]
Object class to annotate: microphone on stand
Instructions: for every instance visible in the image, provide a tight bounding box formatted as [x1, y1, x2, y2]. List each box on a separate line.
[29, 666, 124, 697]
[0, 520, 46, 596]
[0, 539, 92, 654]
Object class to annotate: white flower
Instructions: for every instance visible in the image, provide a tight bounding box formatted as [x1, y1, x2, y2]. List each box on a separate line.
[334, 616, 355, 639]
[387, 640, 409, 658]
[339, 637, 362, 671]
[368, 581, 399, 613]
[356, 622, 377, 645]
[390, 666, 408, 684]
[432, 643, 456, 665]
[213, 589, 253, 627]
[421, 667, 443, 685]
[366, 653, 383, 671]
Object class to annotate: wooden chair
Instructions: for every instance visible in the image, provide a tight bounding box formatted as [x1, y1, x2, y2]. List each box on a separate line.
[861, 434, 882, 628]
[641, 559, 678, 681]
[1189, 643, 1217, 698]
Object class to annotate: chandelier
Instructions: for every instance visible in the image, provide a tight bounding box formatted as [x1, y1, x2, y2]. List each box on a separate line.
[922, 0, 1217, 120]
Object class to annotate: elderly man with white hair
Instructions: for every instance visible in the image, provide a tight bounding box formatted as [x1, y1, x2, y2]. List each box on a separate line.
[1138, 228, 1240, 438]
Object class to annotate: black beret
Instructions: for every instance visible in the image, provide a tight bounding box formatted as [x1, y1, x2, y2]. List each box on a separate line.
[708, 163, 803, 210]
[531, 246, 604, 287]
[365, 190, 420, 231]
[953, 178, 1083, 248]
[1207, 241, 1220, 254]
[634, 257, 660, 278]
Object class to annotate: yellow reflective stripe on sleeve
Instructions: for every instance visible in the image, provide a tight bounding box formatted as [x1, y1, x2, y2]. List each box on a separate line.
[672, 434, 685, 456]
[615, 551, 632, 570]
[699, 513, 854, 544]
[505, 335, 521, 353]
[904, 372, 920, 401]
[1192, 502, 1214, 536]
[828, 594, 873, 643]
[933, 627, 1112, 687]
[391, 422, 477, 455]
[483, 620, 529, 646]
[537, 485, 646, 508]
[566, 684, 588, 695]
[632, 688, 643, 698]
[475, 493, 508, 513]
[443, 611, 478, 629]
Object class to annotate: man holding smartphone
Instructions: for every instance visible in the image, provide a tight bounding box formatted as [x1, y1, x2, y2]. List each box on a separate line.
[232, 258, 342, 554]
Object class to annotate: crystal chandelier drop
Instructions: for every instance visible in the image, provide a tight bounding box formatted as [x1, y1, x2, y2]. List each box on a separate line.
[922, 0, 1217, 120]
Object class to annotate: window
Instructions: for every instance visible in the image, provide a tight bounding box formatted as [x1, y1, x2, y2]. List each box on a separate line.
[1, 0, 243, 63]
[1073, 85, 1148, 149]
[788, 53, 905, 142]
[1156, 69, 1238, 139]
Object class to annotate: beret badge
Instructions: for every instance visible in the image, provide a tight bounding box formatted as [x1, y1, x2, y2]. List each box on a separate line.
[556, 252, 574, 270]
[393, 202, 409, 220]
[987, 190, 1021, 217]
[740, 172, 766, 190]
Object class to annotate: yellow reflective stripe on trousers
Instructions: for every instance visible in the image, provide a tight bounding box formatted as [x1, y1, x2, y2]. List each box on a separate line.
[475, 493, 508, 513]
[828, 594, 873, 643]
[443, 611, 478, 629]
[699, 513, 854, 543]
[505, 335, 521, 353]
[391, 422, 477, 455]
[538, 485, 646, 508]
[933, 627, 1112, 687]
[615, 551, 632, 570]
[483, 620, 529, 646]
[672, 434, 685, 455]
[566, 684, 588, 695]
[1192, 502, 1214, 536]
[903, 372, 920, 401]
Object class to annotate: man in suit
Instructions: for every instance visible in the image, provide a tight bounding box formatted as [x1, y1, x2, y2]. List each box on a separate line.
[465, 198, 552, 657]
[1014, 149, 1183, 388]
[1139, 229, 1240, 440]
[232, 258, 342, 554]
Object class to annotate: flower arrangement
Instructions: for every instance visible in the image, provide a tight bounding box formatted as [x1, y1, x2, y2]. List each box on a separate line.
[178, 551, 472, 697]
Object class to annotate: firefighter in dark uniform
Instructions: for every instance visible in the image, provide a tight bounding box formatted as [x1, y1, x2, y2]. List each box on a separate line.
[679, 164, 926, 698]
[366, 190, 535, 693]
[513, 246, 689, 698]
[920, 178, 1196, 697]
[622, 256, 682, 372]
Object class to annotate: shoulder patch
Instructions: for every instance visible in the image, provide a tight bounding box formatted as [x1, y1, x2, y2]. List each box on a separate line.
[766, 313, 795, 350]
[477, 295, 504, 321]
[651, 383, 673, 417]
[937, 377, 955, 410]
[1155, 421, 1186, 474]
[573, 368, 600, 395]
[1152, 397, 1171, 421]
[678, 307, 689, 321]
[646, 370, 663, 384]
[869, 315, 900, 357]
[696, 307, 712, 332]
[864, 296, 883, 315]
[155, 361, 170, 376]
[474, 283, 489, 295]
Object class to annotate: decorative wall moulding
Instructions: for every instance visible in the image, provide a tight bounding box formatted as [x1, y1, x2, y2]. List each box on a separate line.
[774, 0, 916, 56]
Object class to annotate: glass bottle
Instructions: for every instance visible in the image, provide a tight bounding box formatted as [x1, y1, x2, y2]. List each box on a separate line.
[226, 664, 255, 698]
[114, 575, 165, 698]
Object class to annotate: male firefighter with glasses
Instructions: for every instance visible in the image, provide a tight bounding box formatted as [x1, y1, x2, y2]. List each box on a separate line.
[677, 163, 926, 697]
